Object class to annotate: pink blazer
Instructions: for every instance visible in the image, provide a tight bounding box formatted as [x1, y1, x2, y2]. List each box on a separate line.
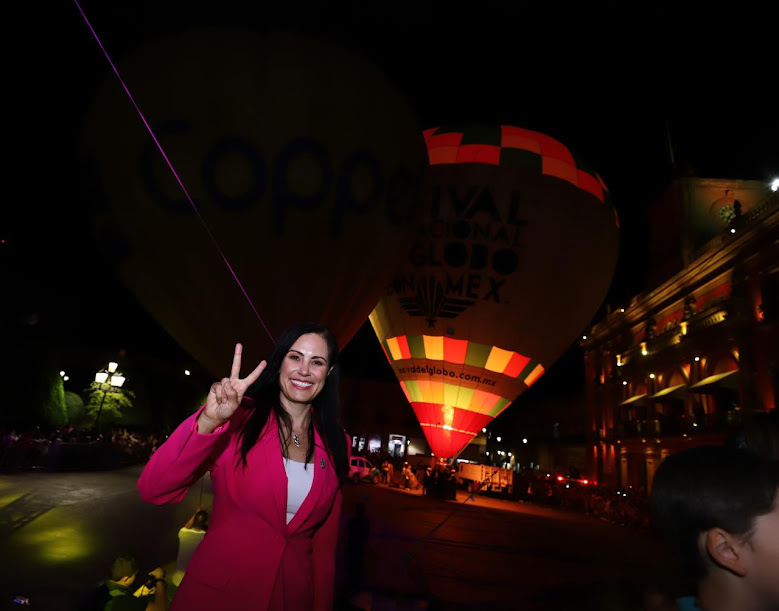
[138, 404, 342, 610]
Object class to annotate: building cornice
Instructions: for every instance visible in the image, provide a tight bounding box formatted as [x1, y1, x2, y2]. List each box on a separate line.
[586, 191, 778, 345]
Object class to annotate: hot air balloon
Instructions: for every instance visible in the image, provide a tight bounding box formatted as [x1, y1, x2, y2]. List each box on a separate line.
[81, 28, 424, 374]
[370, 124, 620, 458]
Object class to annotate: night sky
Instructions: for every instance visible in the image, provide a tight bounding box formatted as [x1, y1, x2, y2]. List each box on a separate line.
[4, 2, 777, 427]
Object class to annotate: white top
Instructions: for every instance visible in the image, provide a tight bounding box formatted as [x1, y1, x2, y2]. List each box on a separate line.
[284, 458, 314, 524]
[172, 527, 207, 586]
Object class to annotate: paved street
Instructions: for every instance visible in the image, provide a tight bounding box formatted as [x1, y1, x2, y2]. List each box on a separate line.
[340, 483, 668, 610]
[0, 467, 670, 610]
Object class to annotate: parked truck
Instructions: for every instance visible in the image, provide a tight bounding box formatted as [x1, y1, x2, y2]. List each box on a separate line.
[455, 462, 513, 495]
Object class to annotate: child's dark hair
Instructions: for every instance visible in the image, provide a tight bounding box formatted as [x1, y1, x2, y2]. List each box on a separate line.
[651, 445, 779, 580]
[110, 553, 139, 581]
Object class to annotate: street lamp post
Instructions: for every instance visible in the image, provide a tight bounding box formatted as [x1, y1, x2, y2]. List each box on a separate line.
[94, 361, 126, 434]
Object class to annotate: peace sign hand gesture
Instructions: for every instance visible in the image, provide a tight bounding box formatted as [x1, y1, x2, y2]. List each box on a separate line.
[198, 343, 266, 434]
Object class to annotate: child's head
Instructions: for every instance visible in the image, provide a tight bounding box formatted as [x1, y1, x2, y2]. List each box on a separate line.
[193, 510, 209, 530]
[110, 553, 139, 583]
[651, 445, 779, 608]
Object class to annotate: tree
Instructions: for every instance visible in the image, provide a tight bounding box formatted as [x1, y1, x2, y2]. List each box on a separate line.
[84, 382, 136, 429]
[43, 372, 68, 427]
[0, 331, 67, 428]
[65, 391, 86, 425]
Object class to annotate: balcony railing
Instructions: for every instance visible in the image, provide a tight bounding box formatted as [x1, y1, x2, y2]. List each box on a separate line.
[617, 302, 730, 368]
[608, 410, 743, 439]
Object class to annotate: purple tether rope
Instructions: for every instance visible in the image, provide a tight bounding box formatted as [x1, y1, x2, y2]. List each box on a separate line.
[73, 0, 275, 343]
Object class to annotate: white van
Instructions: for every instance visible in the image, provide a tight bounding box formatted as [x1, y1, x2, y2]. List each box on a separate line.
[349, 456, 376, 483]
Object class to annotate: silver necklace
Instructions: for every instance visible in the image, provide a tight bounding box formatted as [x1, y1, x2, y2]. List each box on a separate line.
[292, 433, 301, 448]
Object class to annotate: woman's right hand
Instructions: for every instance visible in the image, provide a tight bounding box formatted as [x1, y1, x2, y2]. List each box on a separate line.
[198, 343, 266, 433]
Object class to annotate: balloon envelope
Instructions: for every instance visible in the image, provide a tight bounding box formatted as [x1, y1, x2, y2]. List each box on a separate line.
[370, 124, 620, 458]
[82, 28, 424, 374]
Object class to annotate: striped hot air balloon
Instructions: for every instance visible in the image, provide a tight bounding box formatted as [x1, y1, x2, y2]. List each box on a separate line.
[370, 124, 620, 458]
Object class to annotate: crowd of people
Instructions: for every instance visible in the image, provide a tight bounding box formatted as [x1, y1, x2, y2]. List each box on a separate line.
[0, 425, 163, 472]
[347, 447, 653, 529]
[349, 449, 453, 497]
[516, 471, 652, 530]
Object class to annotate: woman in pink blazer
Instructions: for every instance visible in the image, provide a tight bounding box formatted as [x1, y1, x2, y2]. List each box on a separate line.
[138, 323, 349, 610]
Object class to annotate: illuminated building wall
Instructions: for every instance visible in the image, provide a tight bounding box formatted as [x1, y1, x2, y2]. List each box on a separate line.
[583, 182, 778, 492]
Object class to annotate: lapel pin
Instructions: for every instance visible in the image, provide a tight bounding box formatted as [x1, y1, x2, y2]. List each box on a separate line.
[321, 459, 326, 469]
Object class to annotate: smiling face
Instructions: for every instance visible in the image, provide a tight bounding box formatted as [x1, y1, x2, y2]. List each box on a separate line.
[278, 333, 332, 411]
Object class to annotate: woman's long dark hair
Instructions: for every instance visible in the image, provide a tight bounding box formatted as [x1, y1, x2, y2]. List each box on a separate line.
[237, 323, 349, 484]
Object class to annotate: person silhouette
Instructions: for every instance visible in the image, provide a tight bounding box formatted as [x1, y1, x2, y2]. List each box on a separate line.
[171, 507, 209, 587]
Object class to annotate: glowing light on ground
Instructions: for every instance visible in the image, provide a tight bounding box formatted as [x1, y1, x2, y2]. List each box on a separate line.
[17, 517, 96, 563]
[0, 492, 25, 510]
